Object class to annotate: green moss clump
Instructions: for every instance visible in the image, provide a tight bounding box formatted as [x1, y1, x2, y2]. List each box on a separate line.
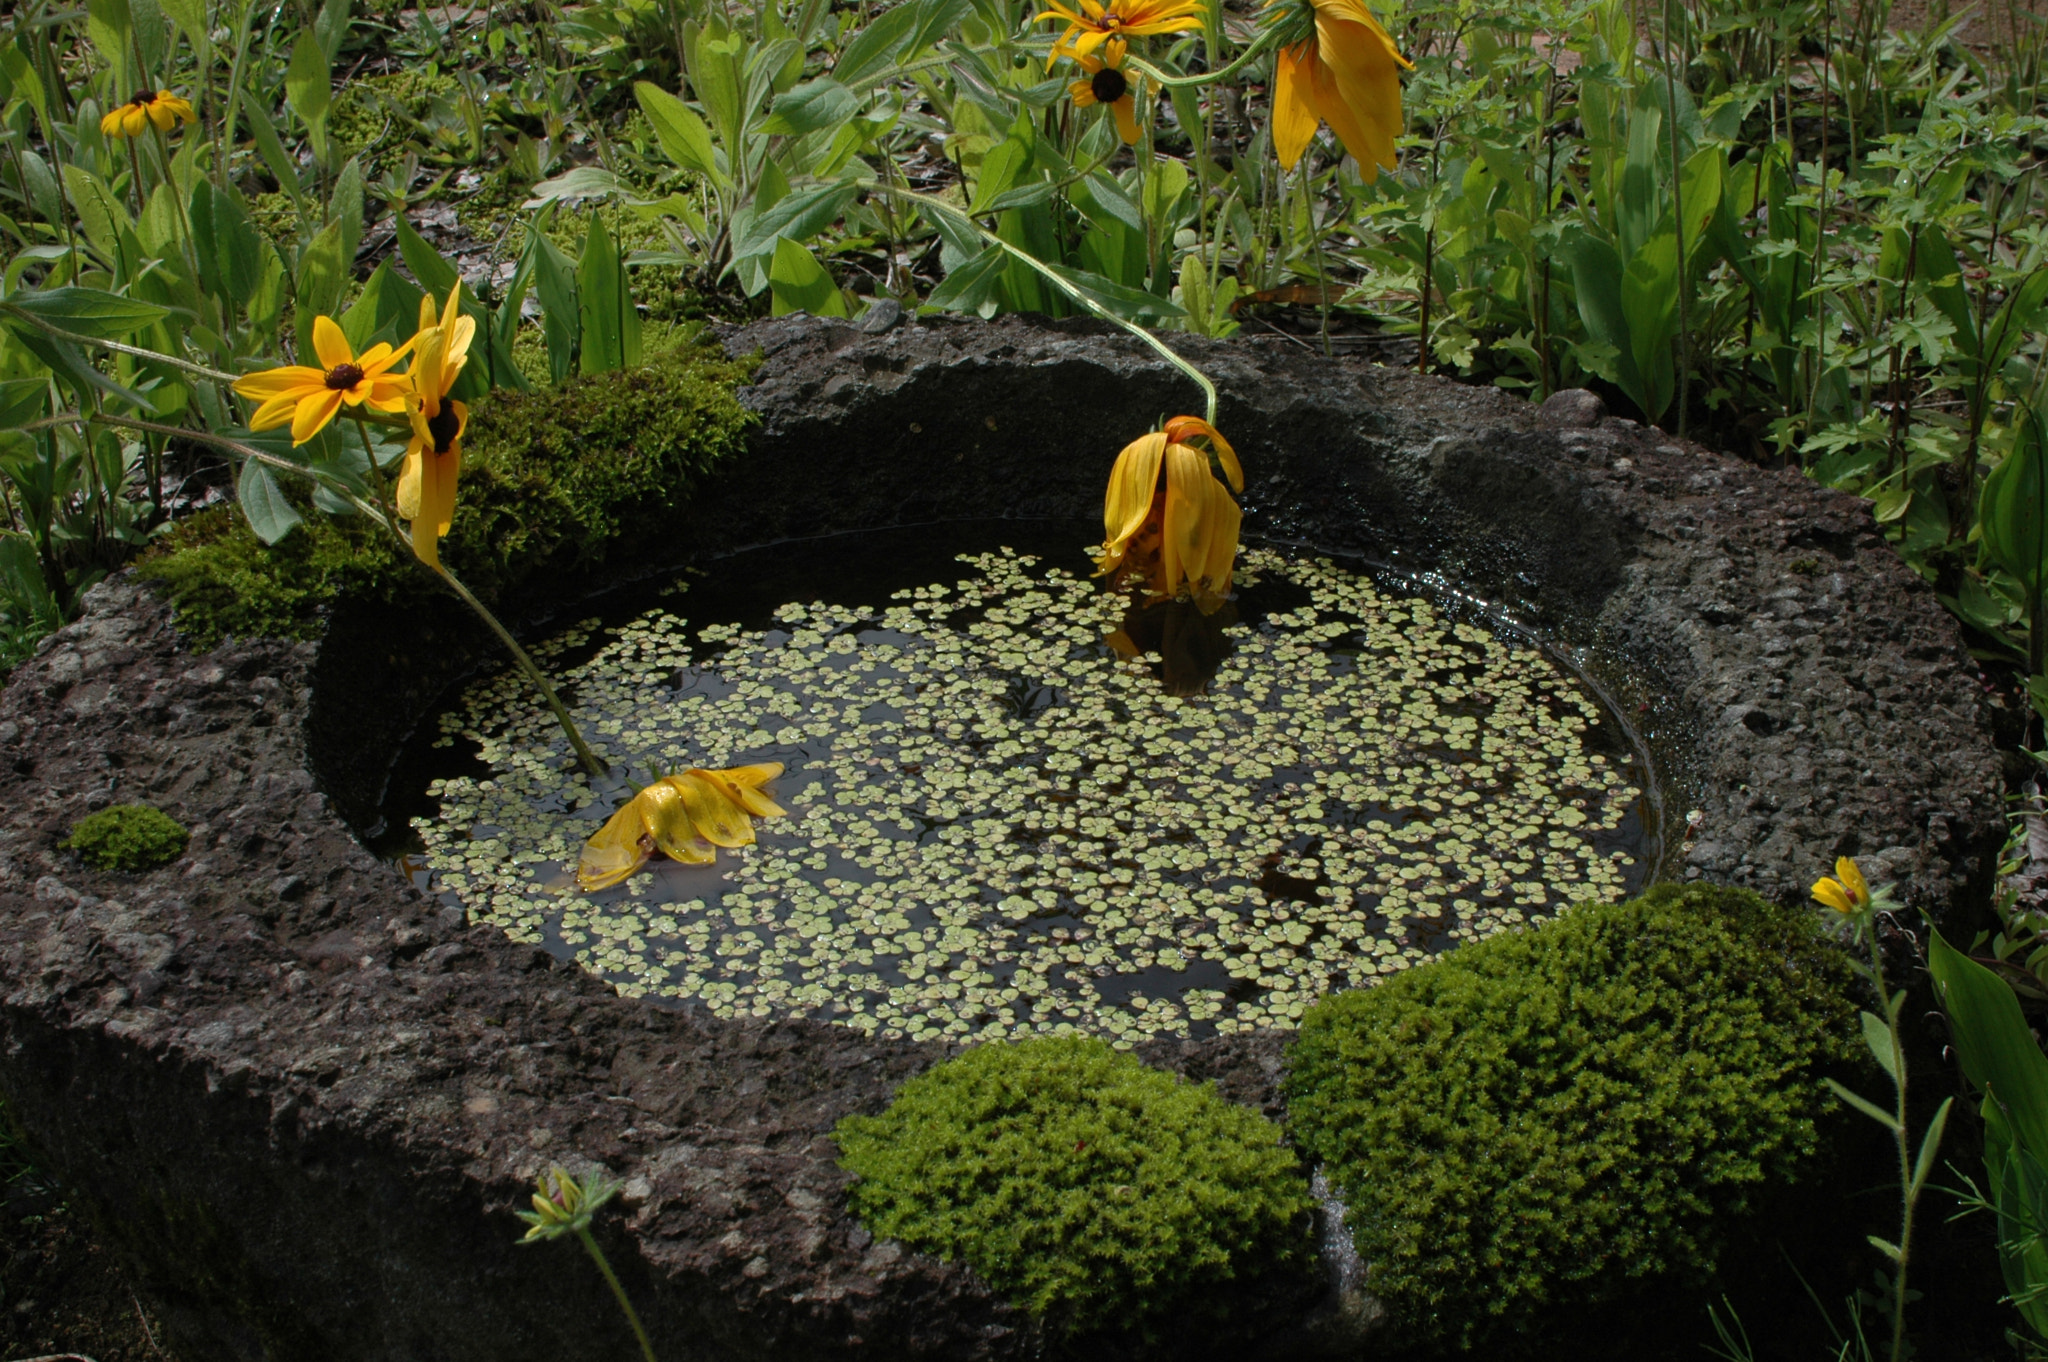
[1284, 883, 1856, 1352]
[136, 341, 758, 649]
[64, 804, 189, 871]
[835, 1036, 1314, 1341]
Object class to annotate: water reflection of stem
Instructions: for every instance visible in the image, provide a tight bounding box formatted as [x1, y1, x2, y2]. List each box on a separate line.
[63, 412, 608, 781]
[867, 182, 1220, 426]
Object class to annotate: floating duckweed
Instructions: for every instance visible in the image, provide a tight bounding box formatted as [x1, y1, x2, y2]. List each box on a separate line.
[413, 545, 1648, 1044]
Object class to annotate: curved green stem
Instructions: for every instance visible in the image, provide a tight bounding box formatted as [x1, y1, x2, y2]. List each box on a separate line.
[574, 1225, 658, 1362]
[2, 306, 244, 386]
[1122, 27, 1283, 89]
[866, 182, 1218, 425]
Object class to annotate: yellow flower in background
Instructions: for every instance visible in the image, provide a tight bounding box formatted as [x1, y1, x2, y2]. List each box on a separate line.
[100, 89, 196, 139]
[396, 284, 477, 569]
[578, 764, 788, 891]
[1811, 857, 1873, 916]
[1061, 41, 1143, 145]
[233, 317, 415, 445]
[1096, 416, 1243, 614]
[1036, 0, 1208, 66]
[1266, 0, 1411, 178]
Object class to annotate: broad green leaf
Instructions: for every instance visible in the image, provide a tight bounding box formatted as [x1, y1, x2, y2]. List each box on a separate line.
[1928, 927, 2048, 1154]
[529, 228, 580, 385]
[1822, 1076, 1903, 1133]
[1911, 1096, 1953, 1198]
[729, 180, 860, 269]
[832, 3, 919, 88]
[190, 180, 271, 308]
[394, 214, 461, 299]
[1619, 232, 1679, 422]
[633, 82, 728, 189]
[0, 377, 50, 429]
[331, 157, 366, 267]
[525, 166, 647, 207]
[237, 458, 302, 544]
[925, 243, 1007, 316]
[984, 181, 1058, 213]
[767, 237, 848, 317]
[61, 163, 133, 264]
[576, 216, 638, 374]
[314, 0, 351, 62]
[1981, 410, 2047, 599]
[294, 221, 349, 357]
[1568, 234, 1640, 417]
[970, 134, 1032, 214]
[340, 260, 425, 353]
[241, 100, 303, 200]
[687, 29, 745, 152]
[762, 79, 858, 137]
[158, 0, 210, 61]
[6, 286, 169, 339]
[1044, 262, 1184, 320]
[904, 0, 971, 57]
[86, 0, 137, 90]
[0, 46, 48, 135]
[1914, 232, 1977, 360]
[285, 31, 333, 163]
[1860, 1010, 1900, 1082]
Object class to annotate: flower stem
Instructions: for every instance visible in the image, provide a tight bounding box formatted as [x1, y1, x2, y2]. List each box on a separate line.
[1868, 926, 1915, 1362]
[1122, 27, 1282, 88]
[573, 1224, 657, 1362]
[429, 561, 607, 780]
[867, 181, 1220, 426]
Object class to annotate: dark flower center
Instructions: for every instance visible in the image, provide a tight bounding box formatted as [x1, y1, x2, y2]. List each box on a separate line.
[1091, 67, 1128, 104]
[324, 363, 365, 391]
[133, 90, 157, 106]
[426, 405, 462, 454]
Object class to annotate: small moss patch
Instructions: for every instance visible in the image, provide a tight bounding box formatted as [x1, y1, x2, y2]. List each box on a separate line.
[834, 1036, 1314, 1342]
[1283, 883, 1855, 1353]
[137, 341, 759, 649]
[64, 805, 189, 872]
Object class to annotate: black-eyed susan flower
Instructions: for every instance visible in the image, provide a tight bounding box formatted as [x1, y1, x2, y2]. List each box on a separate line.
[1061, 41, 1143, 145]
[578, 764, 787, 891]
[1096, 415, 1243, 614]
[396, 284, 476, 569]
[1264, 0, 1411, 178]
[1811, 857, 1873, 917]
[233, 317, 415, 445]
[100, 89, 197, 139]
[1036, 0, 1207, 67]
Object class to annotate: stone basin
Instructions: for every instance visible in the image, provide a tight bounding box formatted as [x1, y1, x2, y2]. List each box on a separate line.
[0, 315, 2010, 1361]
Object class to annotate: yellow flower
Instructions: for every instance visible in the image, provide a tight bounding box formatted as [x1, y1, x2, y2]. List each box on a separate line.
[1266, 0, 1411, 179]
[514, 1165, 618, 1243]
[100, 89, 196, 139]
[1061, 42, 1143, 145]
[1036, 0, 1207, 67]
[396, 284, 477, 569]
[578, 764, 787, 891]
[1096, 415, 1243, 614]
[232, 317, 415, 445]
[1811, 857, 1873, 915]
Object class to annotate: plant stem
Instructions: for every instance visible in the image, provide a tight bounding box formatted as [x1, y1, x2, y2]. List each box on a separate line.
[573, 1225, 657, 1362]
[1867, 922, 1914, 1362]
[430, 562, 606, 779]
[1122, 27, 1282, 90]
[1, 307, 245, 385]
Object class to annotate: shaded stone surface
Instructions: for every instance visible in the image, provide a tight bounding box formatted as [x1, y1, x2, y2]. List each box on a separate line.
[0, 316, 2010, 1361]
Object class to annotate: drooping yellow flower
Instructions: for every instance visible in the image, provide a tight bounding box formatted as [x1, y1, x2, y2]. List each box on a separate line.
[1060, 41, 1143, 145]
[1036, 0, 1207, 67]
[233, 317, 415, 445]
[1265, 0, 1411, 178]
[100, 89, 197, 139]
[396, 284, 477, 569]
[1096, 415, 1243, 614]
[1811, 857, 1873, 916]
[578, 764, 787, 891]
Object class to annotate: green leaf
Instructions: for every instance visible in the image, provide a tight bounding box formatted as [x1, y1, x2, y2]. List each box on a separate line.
[1822, 1077, 1904, 1132]
[294, 221, 349, 357]
[526, 219, 580, 386]
[241, 100, 303, 201]
[285, 31, 333, 163]
[970, 134, 1033, 214]
[1044, 262, 1184, 321]
[831, 2, 919, 88]
[1860, 1010, 1901, 1083]
[314, 0, 352, 63]
[339, 260, 424, 353]
[524, 166, 647, 207]
[1928, 927, 2048, 1156]
[86, 0, 137, 90]
[1911, 1096, 1954, 1198]
[190, 180, 271, 309]
[729, 180, 861, 279]
[1867, 1235, 1902, 1263]
[237, 458, 303, 544]
[576, 216, 637, 374]
[330, 157, 366, 267]
[767, 237, 848, 318]
[1981, 409, 2047, 599]
[158, 0, 210, 59]
[0, 377, 49, 430]
[762, 79, 859, 137]
[394, 214, 461, 299]
[633, 82, 728, 189]
[926, 244, 1009, 316]
[5, 286, 169, 339]
[5, 323, 153, 410]
[1914, 232, 1977, 360]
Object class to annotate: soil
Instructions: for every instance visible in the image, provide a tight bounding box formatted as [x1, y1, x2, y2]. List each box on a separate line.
[1, 1191, 181, 1362]
[0, 315, 2016, 1362]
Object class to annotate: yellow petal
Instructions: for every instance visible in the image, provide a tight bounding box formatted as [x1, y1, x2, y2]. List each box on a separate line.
[100, 108, 126, 137]
[1164, 416, 1242, 492]
[396, 446, 425, 519]
[718, 762, 785, 789]
[697, 768, 786, 819]
[233, 365, 325, 400]
[290, 388, 345, 445]
[247, 392, 303, 432]
[1098, 432, 1165, 573]
[1271, 44, 1322, 170]
[1110, 94, 1141, 145]
[1836, 857, 1870, 906]
[577, 797, 653, 890]
[1811, 878, 1855, 914]
[670, 772, 756, 847]
[311, 315, 354, 371]
[637, 781, 717, 864]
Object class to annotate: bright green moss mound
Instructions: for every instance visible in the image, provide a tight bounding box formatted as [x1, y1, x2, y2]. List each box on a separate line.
[64, 804, 189, 872]
[137, 342, 758, 649]
[835, 1036, 1314, 1340]
[1284, 883, 1855, 1352]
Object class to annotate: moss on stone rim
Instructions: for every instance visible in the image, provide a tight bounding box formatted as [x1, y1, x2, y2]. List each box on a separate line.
[135, 339, 760, 650]
[65, 804, 190, 872]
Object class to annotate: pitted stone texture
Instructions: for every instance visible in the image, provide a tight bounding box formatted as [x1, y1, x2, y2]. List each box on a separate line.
[0, 316, 2009, 1362]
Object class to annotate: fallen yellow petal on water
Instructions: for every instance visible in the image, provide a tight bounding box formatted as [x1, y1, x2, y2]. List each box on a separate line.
[576, 763, 787, 889]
